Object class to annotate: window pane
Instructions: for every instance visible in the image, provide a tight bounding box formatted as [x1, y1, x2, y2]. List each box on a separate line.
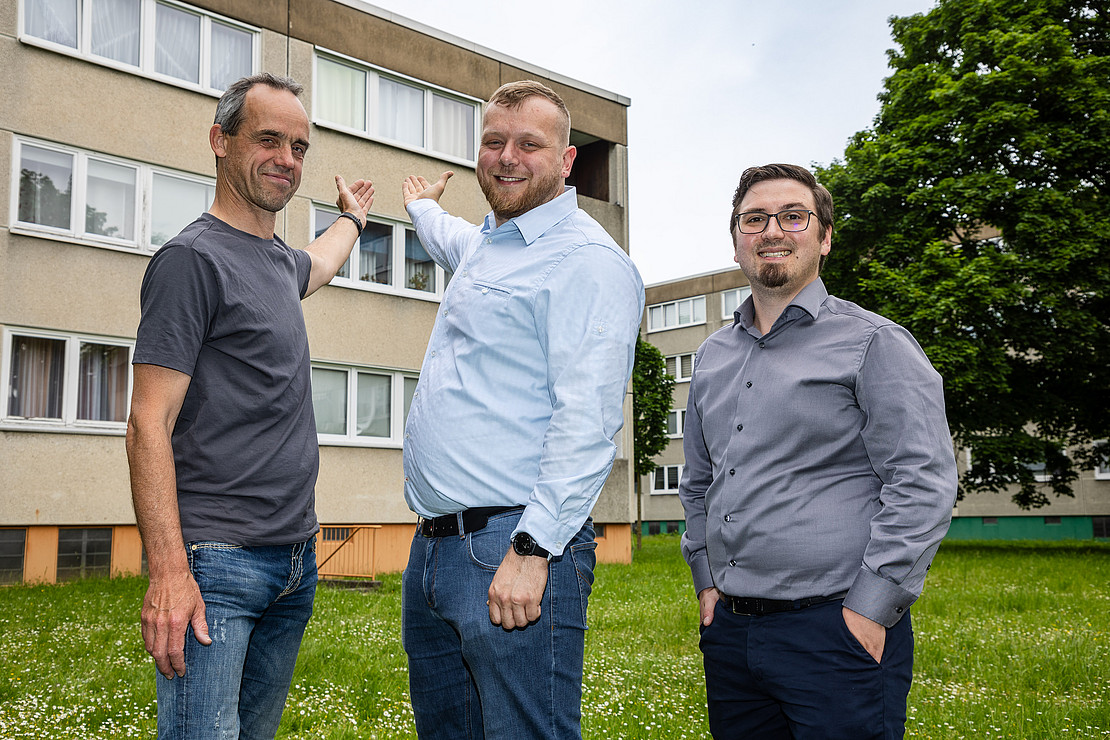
[311, 368, 347, 435]
[356, 372, 391, 438]
[210, 22, 252, 92]
[155, 3, 200, 84]
[648, 306, 662, 331]
[666, 411, 678, 436]
[653, 467, 664, 490]
[77, 343, 129, 422]
[85, 159, 137, 240]
[316, 57, 366, 130]
[665, 356, 677, 377]
[56, 528, 112, 581]
[667, 466, 680, 489]
[431, 94, 475, 160]
[677, 300, 692, 325]
[91, 0, 140, 66]
[379, 78, 424, 148]
[359, 222, 393, 285]
[405, 229, 435, 292]
[403, 376, 418, 427]
[26, 0, 77, 47]
[8, 335, 65, 419]
[314, 208, 349, 278]
[151, 173, 213, 247]
[0, 529, 27, 585]
[680, 354, 693, 378]
[18, 145, 73, 229]
[663, 303, 677, 328]
[693, 297, 706, 323]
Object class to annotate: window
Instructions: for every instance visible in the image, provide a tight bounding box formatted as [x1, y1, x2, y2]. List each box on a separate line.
[983, 517, 998, 525]
[311, 364, 418, 446]
[1094, 517, 1109, 539]
[647, 296, 705, 332]
[665, 353, 694, 383]
[666, 409, 685, 438]
[1044, 516, 1062, 525]
[1024, 449, 1066, 483]
[315, 50, 480, 163]
[313, 206, 449, 298]
[0, 529, 27, 585]
[652, 464, 683, 494]
[1094, 441, 1110, 480]
[12, 137, 215, 252]
[3, 328, 132, 430]
[321, 527, 352, 541]
[721, 286, 752, 318]
[56, 527, 112, 580]
[21, 0, 257, 94]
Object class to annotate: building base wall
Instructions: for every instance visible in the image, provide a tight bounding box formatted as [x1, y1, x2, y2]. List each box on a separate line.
[947, 515, 1104, 541]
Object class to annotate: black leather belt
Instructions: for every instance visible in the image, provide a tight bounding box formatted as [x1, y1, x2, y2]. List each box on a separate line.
[721, 592, 847, 616]
[418, 506, 524, 538]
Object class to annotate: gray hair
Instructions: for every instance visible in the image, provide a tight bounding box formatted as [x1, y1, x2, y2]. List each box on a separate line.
[213, 73, 304, 136]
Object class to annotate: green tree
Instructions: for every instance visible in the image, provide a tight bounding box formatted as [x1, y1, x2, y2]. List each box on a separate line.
[632, 336, 676, 548]
[817, 0, 1109, 507]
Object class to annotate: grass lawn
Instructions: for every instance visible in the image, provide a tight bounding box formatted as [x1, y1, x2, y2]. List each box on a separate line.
[0, 536, 1107, 738]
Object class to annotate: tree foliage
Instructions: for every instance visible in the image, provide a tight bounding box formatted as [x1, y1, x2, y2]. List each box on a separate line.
[816, 0, 1109, 507]
[632, 336, 675, 478]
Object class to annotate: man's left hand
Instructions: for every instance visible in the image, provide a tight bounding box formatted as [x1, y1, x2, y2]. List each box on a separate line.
[335, 175, 374, 223]
[488, 548, 548, 630]
[842, 606, 887, 663]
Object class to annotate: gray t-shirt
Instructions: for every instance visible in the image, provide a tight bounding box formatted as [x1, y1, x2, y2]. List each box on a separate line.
[134, 213, 319, 546]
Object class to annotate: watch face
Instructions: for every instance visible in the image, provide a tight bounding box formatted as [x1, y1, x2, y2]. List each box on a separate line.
[513, 532, 534, 556]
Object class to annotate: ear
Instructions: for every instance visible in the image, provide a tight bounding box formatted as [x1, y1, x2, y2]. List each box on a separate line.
[561, 145, 577, 179]
[820, 225, 832, 256]
[210, 124, 228, 159]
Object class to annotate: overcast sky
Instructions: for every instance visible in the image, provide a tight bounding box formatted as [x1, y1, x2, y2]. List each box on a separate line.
[362, 0, 937, 285]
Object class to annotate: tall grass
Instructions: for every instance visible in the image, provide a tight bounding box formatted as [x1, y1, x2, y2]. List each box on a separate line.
[0, 537, 1107, 738]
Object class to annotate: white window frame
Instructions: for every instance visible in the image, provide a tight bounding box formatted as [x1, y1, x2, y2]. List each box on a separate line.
[311, 363, 418, 448]
[721, 286, 752, 319]
[18, 0, 259, 96]
[1094, 440, 1110, 481]
[665, 352, 695, 383]
[1025, 448, 1066, 483]
[1, 326, 134, 434]
[312, 204, 449, 302]
[646, 296, 706, 333]
[666, 408, 685, 439]
[651, 464, 683, 494]
[11, 136, 215, 254]
[313, 48, 482, 167]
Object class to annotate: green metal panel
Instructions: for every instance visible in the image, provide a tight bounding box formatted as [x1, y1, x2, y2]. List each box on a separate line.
[947, 516, 1094, 541]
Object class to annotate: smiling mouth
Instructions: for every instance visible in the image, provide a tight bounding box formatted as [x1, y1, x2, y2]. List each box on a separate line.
[758, 249, 792, 259]
[493, 175, 527, 184]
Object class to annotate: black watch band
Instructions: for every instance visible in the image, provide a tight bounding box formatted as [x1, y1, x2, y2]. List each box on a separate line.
[512, 531, 550, 559]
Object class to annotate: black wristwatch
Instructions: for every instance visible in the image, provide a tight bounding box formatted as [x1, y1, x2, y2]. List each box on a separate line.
[512, 531, 550, 559]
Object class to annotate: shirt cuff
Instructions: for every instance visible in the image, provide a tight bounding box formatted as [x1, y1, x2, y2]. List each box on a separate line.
[405, 198, 442, 221]
[842, 566, 916, 628]
[514, 506, 574, 557]
[687, 553, 715, 596]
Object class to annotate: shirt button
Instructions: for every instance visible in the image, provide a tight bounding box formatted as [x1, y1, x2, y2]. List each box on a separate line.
[481, 287, 490, 294]
[443, 309, 449, 317]
[729, 560, 736, 567]
[430, 351, 437, 357]
[736, 424, 743, 432]
[729, 469, 735, 476]
[758, 341, 766, 349]
[485, 238, 491, 244]
[724, 515, 731, 522]
[461, 270, 468, 277]
[896, 607, 904, 613]
[746, 381, 752, 388]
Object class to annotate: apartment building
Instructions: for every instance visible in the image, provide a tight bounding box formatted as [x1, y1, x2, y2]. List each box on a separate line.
[0, 0, 635, 583]
[640, 267, 1110, 541]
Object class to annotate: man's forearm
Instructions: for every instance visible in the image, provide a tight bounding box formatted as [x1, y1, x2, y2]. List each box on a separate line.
[126, 421, 189, 576]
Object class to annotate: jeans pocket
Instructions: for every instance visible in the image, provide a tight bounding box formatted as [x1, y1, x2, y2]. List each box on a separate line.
[568, 541, 597, 628]
[466, 525, 508, 571]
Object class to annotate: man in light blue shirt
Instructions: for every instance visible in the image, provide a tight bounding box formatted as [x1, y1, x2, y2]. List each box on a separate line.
[399, 80, 644, 740]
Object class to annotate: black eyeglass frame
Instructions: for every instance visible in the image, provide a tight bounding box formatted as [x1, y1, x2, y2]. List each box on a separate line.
[733, 210, 816, 235]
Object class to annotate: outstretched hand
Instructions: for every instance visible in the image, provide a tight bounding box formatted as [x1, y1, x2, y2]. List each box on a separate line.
[402, 171, 454, 207]
[335, 175, 374, 223]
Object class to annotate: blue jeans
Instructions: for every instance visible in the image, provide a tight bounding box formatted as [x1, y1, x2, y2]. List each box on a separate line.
[156, 538, 317, 740]
[699, 599, 913, 739]
[402, 511, 596, 740]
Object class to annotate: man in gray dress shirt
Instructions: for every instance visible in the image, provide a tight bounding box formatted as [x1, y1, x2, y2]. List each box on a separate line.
[679, 163, 957, 739]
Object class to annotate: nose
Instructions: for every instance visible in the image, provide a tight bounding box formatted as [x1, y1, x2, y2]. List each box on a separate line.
[762, 214, 786, 238]
[273, 142, 296, 169]
[499, 143, 519, 168]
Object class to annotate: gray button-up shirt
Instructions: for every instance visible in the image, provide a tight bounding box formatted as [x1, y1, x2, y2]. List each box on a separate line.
[679, 278, 956, 626]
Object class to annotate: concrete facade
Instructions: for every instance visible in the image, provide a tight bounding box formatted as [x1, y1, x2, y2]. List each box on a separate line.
[1, 0, 635, 583]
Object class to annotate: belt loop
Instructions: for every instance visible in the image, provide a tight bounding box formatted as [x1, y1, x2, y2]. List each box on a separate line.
[456, 511, 465, 540]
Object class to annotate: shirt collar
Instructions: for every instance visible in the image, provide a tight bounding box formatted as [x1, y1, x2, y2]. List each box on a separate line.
[481, 186, 578, 244]
[735, 277, 828, 327]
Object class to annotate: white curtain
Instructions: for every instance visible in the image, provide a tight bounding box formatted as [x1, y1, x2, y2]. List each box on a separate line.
[210, 22, 251, 92]
[8, 336, 64, 419]
[155, 3, 200, 84]
[356, 373, 391, 437]
[431, 94, 475, 160]
[91, 0, 140, 65]
[27, 0, 77, 48]
[311, 368, 347, 435]
[380, 78, 423, 147]
[317, 58, 366, 130]
[77, 343, 128, 422]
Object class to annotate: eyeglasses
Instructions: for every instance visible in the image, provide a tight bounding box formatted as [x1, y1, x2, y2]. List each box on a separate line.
[734, 210, 815, 234]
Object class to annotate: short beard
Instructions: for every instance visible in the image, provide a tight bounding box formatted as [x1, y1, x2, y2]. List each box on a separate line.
[478, 170, 562, 223]
[754, 262, 789, 289]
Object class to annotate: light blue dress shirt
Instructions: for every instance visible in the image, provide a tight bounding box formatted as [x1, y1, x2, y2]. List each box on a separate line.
[403, 187, 644, 556]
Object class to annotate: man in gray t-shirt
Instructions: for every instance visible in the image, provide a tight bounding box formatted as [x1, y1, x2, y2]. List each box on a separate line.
[126, 73, 374, 739]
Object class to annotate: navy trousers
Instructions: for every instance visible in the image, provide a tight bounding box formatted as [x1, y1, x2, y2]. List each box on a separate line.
[699, 599, 913, 739]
